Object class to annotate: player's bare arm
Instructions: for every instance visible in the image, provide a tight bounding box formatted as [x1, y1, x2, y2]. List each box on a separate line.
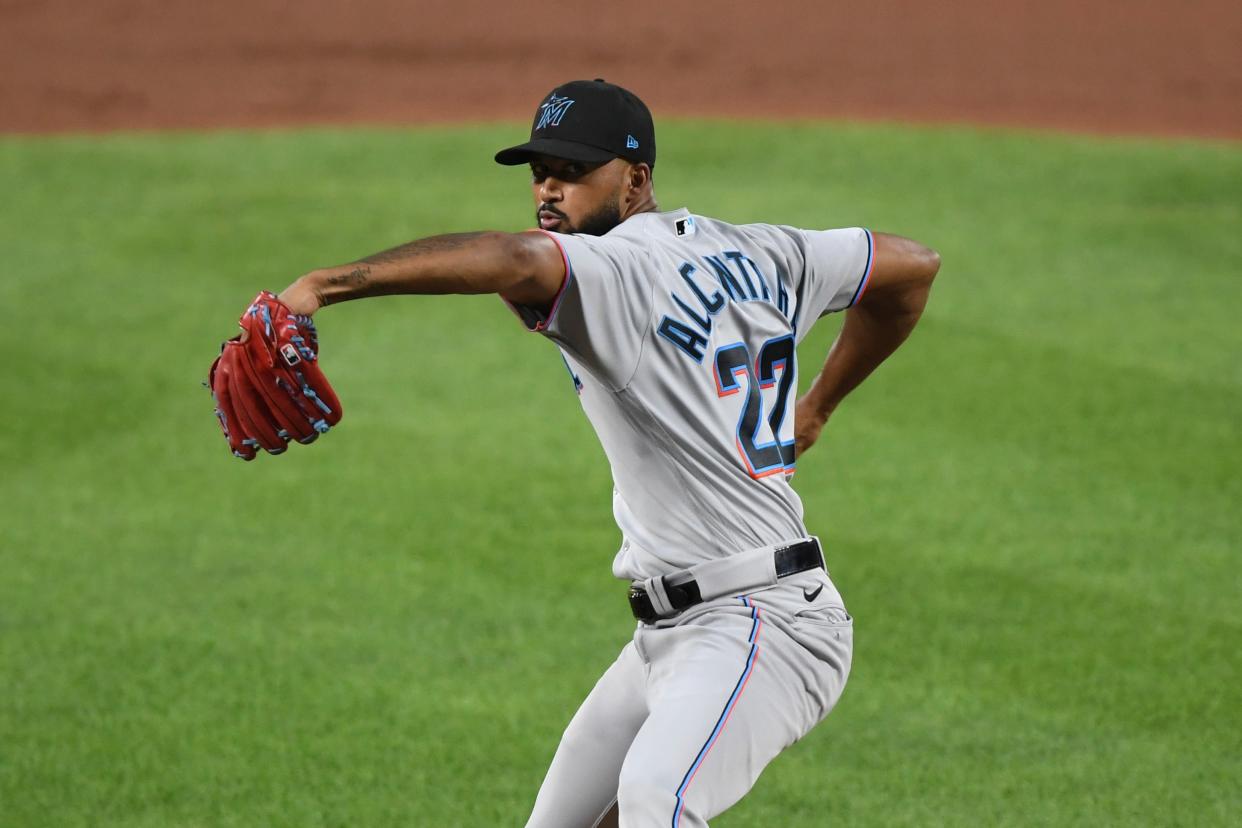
[209, 232, 565, 459]
[277, 153, 654, 317]
[794, 232, 941, 456]
[276, 230, 567, 316]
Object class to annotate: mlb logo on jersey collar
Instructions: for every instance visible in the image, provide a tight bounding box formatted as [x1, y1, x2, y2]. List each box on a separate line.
[675, 216, 697, 237]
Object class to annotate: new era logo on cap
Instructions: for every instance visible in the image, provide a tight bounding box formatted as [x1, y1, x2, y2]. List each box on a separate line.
[626, 134, 639, 149]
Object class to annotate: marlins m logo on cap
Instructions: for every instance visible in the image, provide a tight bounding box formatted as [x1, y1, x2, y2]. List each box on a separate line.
[494, 80, 656, 167]
[536, 94, 575, 129]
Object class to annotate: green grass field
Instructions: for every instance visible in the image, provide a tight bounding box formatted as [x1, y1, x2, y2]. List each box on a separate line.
[2, 121, 1239, 826]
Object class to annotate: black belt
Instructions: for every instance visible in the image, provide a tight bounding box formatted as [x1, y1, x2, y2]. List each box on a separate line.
[628, 538, 824, 624]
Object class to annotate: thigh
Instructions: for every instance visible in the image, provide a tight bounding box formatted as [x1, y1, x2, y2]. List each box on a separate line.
[526, 640, 649, 828]
[617, 598, 850, 828]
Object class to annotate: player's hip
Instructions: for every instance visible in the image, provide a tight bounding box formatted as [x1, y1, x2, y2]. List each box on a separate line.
[634, 579, 853, 724]
[636, 538, 849, 664]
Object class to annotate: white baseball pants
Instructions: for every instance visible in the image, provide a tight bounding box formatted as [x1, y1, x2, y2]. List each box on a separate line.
[525, 569, 853, 828]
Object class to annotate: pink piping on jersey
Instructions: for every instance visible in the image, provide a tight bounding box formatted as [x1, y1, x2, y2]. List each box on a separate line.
[530, 229, 572, 332]
[848, 228, 876, 307]
[495, 230, 572, 332]
[671, 598, 764, 827]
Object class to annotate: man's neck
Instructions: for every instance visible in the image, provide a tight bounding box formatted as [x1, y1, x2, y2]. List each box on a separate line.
[622, 192, 659, 221]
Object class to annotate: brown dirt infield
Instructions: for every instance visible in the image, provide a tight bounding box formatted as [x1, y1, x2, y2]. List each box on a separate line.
[2, 0, 1239, 139]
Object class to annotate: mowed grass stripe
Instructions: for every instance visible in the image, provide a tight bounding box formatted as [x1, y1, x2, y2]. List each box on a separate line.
[1, 123, 1238, 826]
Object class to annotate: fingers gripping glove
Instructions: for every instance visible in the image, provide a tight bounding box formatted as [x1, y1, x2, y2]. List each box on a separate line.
[208, 291, 343, 460]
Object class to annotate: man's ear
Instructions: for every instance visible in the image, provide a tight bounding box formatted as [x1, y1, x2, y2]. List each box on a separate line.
[628, 162, 652, 192]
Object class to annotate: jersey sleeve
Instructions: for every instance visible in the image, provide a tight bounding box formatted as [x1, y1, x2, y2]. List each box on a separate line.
[788, 226, 875, 325]
[503, 230, 656, 390]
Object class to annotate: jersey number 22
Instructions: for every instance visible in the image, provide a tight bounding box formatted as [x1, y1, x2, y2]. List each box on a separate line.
[714, 335, 796, 478]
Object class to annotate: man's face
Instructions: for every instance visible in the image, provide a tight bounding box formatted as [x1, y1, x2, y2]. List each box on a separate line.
[530, 155, 628, 236]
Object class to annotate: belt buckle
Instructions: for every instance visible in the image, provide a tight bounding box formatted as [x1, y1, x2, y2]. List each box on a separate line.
[807, 536, 826, 570]
[628, 584, 657, 623]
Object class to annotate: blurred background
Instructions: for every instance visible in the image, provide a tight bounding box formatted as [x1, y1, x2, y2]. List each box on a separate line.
[3, 0, 1240, 136]
[2, 2, 1239, 826]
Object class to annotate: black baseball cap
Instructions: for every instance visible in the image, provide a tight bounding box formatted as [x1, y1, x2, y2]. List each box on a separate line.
[494, 79, 656, 168]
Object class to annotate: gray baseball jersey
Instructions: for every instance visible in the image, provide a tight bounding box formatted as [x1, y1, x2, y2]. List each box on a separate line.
[508, 207, 874, 582]
[513, 208, 868, 827]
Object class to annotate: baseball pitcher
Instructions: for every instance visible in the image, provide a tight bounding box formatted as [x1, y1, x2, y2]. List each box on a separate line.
[211, 79, 940, 827]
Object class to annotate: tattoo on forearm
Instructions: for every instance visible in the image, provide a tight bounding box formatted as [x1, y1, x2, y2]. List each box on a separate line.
[326, 265, 371, 287]
[357, 232, 489, 265]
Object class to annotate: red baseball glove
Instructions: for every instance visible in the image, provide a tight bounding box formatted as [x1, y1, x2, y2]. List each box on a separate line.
[208, 291, 343, 460]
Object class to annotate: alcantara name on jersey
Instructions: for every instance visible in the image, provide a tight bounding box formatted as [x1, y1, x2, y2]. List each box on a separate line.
[655, 250, 790, 364]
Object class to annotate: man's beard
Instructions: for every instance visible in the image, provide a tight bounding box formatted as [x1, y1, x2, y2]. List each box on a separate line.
[536, 200, 623, 236]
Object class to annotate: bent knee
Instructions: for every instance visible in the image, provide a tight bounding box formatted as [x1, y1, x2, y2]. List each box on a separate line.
[616, 775, 684, 825]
